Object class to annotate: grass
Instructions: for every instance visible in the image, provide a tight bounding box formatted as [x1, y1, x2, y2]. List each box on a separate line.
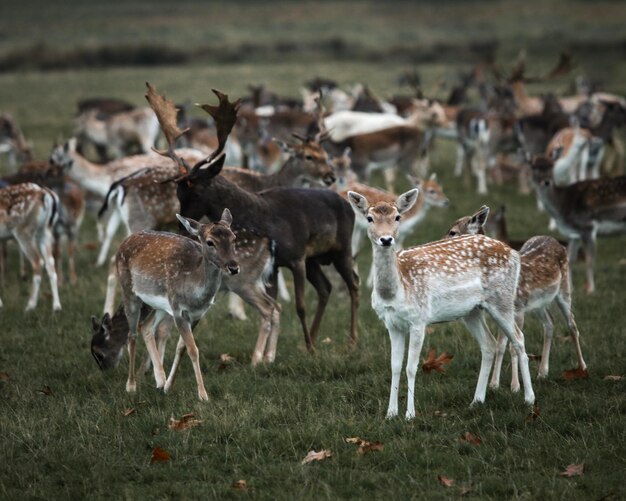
[1, 1, 626, 499]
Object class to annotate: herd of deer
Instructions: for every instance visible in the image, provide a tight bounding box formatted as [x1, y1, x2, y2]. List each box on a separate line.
[0, 52, 624, 418]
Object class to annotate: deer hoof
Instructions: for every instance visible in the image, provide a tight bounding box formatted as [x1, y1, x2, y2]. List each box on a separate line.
[126, 382, 137, 393]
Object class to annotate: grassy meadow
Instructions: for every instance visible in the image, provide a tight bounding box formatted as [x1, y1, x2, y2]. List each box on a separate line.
[1, 1, 626, 499]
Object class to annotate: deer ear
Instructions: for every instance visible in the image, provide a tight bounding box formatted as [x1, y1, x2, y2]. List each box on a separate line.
[471, 206, 490, 229]
[396, 189, 419, 214]
[406, 174, 421, 187]
[274, 140, 294, 154]
[176, 214, 201, 236]
[192, 152, 226, 181]
[429, 172, 437, 181]
[220, 208, 233, 227]
[342, 147, 352, 159]
[347, 191, 368, 216]
[91, 315, 101, 333]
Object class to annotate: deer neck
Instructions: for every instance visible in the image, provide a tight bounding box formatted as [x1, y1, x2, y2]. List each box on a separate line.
[199, 177, 266, 230]
[198, 244, 223, 300]
[271, 156, 305, 188]
[372, 244, 403, 301]
[67, 151, 111, 196]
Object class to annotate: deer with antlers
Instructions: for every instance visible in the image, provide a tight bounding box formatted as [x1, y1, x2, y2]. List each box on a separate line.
[531, 155, 626, 293]
[347, 190, 535, 419]
[146, 83, 359, 355]
[446, 206, 587, 390]
[0, 183, 61, 311]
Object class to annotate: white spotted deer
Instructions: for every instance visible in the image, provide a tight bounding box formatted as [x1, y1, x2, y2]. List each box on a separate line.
[0, 183, 61, 311]
[446, 206, 587, 391]
[347, 190, 534, 419]
[116, 210, 239, 400]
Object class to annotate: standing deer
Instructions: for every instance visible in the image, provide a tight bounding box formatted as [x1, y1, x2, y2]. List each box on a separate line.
[531, 155, 626, 293]
[146, 83, 359, 354]
[347, 190, 534, 419]
[0, 183, 61, 311]
[446, 206, 587, 390]
[116, 210, 239, 400]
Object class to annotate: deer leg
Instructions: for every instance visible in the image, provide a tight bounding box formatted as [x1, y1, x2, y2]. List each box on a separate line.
[265, 306, 282, 363]
[305, 260, 332, 346]
[67, 233, 78, 285]
[454, 143, 465, 177]
[276, 270, 291, 302]
[555, 288, 587, 372]
[567, 238, 582, 288]
[462, 309, 497, 405]
[53, 233, 64, 286]
[332, 253, 360, 348]
[96, 209, 122, 267]
[173, 312, 208, 401]
[103, 255, 118, 315]
[581, 231, 596, 294]
[291, 261, 313, 353]
[139, 309, 167, 389]
[0, 241, 6, 287]
[535, 308, 554, 378]
[386, 326, 406, 419]
[37, 227, 61, 311]
[126, 337, 137, 393]
[404, 323, 426, 419]
[489, 329, 507, 389]
[15, 235, 43, 312]
[383, 168, 396, 194]
[508, 312, 526, 392]
[123, 297, 143, 393]
[164, 335, 186, 393]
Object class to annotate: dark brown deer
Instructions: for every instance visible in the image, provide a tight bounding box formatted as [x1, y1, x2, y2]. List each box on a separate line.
[531, 155, 626, 293]
[146, 83, 359, 353]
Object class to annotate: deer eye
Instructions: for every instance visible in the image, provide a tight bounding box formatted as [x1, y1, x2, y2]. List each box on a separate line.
[305, 155, 314, 161]
[449, 231, 458, 236]
[395, 215, 401, 221]
[206, 240, 215, 247]
[367, 216, 373, 223]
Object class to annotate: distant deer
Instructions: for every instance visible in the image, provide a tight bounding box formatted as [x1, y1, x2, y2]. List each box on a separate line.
[146, 83, 359, 354]
[0, 113, 32, 169]
[446, 206, 587, 390]
[531, 155, 626, 293]
[116, 210, 239, 400]
[0, 183, 61, 311]
[348, 189, 534, 419]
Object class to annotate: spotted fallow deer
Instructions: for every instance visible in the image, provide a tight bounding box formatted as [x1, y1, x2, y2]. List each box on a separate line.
[116, 210, 239, 400]
[531, 155, 626, 294]
[445, 206, 587, 390]
[0, 183, 61, 311]
[347, 190, 535, 419]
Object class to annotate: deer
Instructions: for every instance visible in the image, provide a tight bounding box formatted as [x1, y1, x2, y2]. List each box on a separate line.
[0, 183, 61, 311]
[0, 113, 33, 170]
[347, 189, 535, 419]
[445, 206, 587, 390]
[530, 155, 626, 294]
[145, 83, 359, 354]
[116, 210, 239, 400]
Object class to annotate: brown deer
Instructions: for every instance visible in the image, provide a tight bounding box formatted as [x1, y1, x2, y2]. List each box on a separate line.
[347, 189, 534, 419]
[146, 83, 359, 354]
[0, 183, 61, 311]
[446, 206, 588, 390]
[531, 155, 626, 293]
[0, 113, 33, 169]
[116, 210, 239, 400]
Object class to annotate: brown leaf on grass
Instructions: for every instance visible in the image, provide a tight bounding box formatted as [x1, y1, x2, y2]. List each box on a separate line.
[121, 408, 136, 417]
[527, 353, 542, 361]
[321, 337, 332, 344]
[344, 437, 383, 455]
[603, 375, 623, 382]
[83, 241, 98, 251]
[168, 412, 203, 431]
[433, 410, 448, 417]
[0, 371, 9, 381]
[559, 463, 584, 477]
[38, 385, 53, 396]
[562, 368, 589, 380]
[422, 348, 453, 373]
[526, 403, 541, 422]
[301, 449, 332, 464]
[460, 432, 482, 445]
[218, 353, 235, 372]
[438, 475, 455, 487]
[232, 480, 248, 491]
[150, 446, 170, 464]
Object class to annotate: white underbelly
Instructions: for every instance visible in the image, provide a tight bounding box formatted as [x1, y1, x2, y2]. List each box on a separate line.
[136, 292, 173, 317]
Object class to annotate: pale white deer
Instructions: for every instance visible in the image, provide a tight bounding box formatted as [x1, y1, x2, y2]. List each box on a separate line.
[347, 189, 535, 419]
[116, 210, 239, 400]
[0, 183, 61, 311]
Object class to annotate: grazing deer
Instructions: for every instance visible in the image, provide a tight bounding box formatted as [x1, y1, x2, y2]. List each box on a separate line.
[146, 83, 359, 354]
[0, 183, 61, 311]
[347, 189, 534, 419]
[531, 155, 626, 293]
[446, 207, 587, 390]
[116, 210, 239, 400]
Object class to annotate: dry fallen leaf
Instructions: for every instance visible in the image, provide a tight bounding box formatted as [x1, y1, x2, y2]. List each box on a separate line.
[232, 480, 248, 491]
[0, 371, 9, 381]
[438, 475, 455, 487]
[560, 463, 584, 477]
[301, 449, 332, 464]
[422, 348, 453, 373]
[527, 353, 542, 361]
[460, 432, 482, 445]
[121, 408, 136, 417]
[218, 353, 235, 371]
[150, 446, 171, 464]
[38, 385, 53, 396]
[83, 241, 98, 251]
[321, 337, 332, 344]
[604, 375, 623, 382]
[526, 403, 541, 422]
[434, 410, 448, 417]
[562, 368, 589, 380]
[344, 437, 383, 455]
[168, 412, 203, 431]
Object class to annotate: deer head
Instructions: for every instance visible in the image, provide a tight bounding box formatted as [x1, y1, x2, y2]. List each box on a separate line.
[446, 206, 490, 238]
[531, 155, 556, 189]
[407, 173, 450, 207]
[90, 311, 126, 370]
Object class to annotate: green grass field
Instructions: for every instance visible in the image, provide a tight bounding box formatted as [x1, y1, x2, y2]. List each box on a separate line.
[1, 2, 625, 499]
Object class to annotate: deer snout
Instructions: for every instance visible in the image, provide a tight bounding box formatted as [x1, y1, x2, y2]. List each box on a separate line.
[323, 172, 336, 186]
[226, 261, 240, 275]
[379, 236, 394, 247]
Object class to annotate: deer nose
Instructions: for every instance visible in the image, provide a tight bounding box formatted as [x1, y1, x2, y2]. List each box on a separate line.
[324, 173, 336, 185]
[379, 237, 394, 247]
[227, 262, 240, 275]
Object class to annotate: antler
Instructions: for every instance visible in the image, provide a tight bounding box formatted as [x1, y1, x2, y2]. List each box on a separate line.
[145, 82, 190, 174]
[197, 89, 241, 164]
